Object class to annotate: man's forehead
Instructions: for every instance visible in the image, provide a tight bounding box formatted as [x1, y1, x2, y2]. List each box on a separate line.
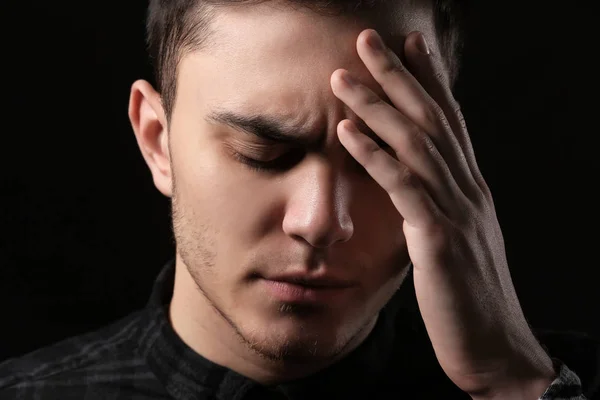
[205, 0, 436, 58]
[183, 0, 436, 93]
[177, 0, 435, 135]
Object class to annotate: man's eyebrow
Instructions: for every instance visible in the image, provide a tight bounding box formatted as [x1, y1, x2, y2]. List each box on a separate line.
[205, 110, 316, 146]
[205, 109, 387, 148]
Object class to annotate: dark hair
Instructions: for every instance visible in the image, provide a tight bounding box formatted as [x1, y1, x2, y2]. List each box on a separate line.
[145, 0, 468, 123]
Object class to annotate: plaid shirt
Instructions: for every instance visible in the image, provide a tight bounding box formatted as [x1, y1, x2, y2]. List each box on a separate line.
[0, 258, 596, 399]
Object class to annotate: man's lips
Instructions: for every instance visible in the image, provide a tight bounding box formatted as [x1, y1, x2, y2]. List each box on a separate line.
[259, 274, 356, 303]
[264, 274, 356, 288]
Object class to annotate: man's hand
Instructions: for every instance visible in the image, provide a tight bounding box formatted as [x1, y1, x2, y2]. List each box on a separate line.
[330, 29, 557, 399]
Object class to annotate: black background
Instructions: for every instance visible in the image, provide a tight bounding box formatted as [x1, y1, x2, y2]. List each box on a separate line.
[1, 1, 598, 362]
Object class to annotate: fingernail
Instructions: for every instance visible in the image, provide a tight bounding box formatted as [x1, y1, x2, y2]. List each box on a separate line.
[416, 33, 430, 55]
[367, 30, 385, 52]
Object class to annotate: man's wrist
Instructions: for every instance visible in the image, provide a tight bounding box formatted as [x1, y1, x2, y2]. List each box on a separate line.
[468, 349, 557, 400]
[469, 368, 557, 400]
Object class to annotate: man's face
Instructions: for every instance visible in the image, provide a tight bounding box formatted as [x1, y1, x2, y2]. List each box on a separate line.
[168, 3, 434, 362]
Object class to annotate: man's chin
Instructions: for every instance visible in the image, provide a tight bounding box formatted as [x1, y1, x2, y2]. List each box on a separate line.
[238, 315, 354, 363]
[245, 333, 344, 364]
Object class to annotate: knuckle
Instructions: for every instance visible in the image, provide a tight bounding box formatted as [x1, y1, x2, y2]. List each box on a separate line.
[424, 105, 442, 126]
[363, 91, 384, 107]
[361, 140, 383, 164]
[388, 62, 408, 77]
[480, 178, 492, 198]
[434, 70, 446, 84]
[456, 108, 467, 130]
[414, 105, 440, 130]
[473, 177, 493, 205]
[453, 101, 462, 114]
[471, 192, 488, 212]
[421, 104, 452, 133]
[393, 166, 419, 188]
[409, 127, 435, 154]
[365, 140, 383, 155]
[383, 54, 408, 76]
[423, 135, 437, 154]
[432, 104, 448, 124]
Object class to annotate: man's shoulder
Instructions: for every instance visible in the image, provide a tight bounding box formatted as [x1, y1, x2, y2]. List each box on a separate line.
[535, 329, 600, 398]
[0, 308, 152, 397]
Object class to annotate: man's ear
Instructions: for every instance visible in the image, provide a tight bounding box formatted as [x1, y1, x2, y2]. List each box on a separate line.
[128, 79, 173, 198]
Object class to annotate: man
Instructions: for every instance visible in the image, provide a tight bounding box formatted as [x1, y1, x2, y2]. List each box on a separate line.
[1, 0, 599, 399]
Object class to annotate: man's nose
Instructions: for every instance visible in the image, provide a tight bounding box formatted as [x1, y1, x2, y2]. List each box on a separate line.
[281, 163, 354, 248]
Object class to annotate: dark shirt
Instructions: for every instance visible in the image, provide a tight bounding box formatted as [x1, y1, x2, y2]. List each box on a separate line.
[1, 258, 599, 399]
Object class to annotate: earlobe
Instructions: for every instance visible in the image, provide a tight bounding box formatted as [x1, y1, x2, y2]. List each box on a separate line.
[128, 79, 173, 198]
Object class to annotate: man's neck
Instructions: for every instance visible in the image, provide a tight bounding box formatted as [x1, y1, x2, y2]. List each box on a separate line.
[167, 262, 379, 385]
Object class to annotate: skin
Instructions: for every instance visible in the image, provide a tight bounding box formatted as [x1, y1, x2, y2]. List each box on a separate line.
[129, 1, 556, 398]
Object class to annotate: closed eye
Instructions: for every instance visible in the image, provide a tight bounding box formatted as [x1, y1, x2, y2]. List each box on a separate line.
[232, 133, 392, 174]
[233, 150, 305, 173]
